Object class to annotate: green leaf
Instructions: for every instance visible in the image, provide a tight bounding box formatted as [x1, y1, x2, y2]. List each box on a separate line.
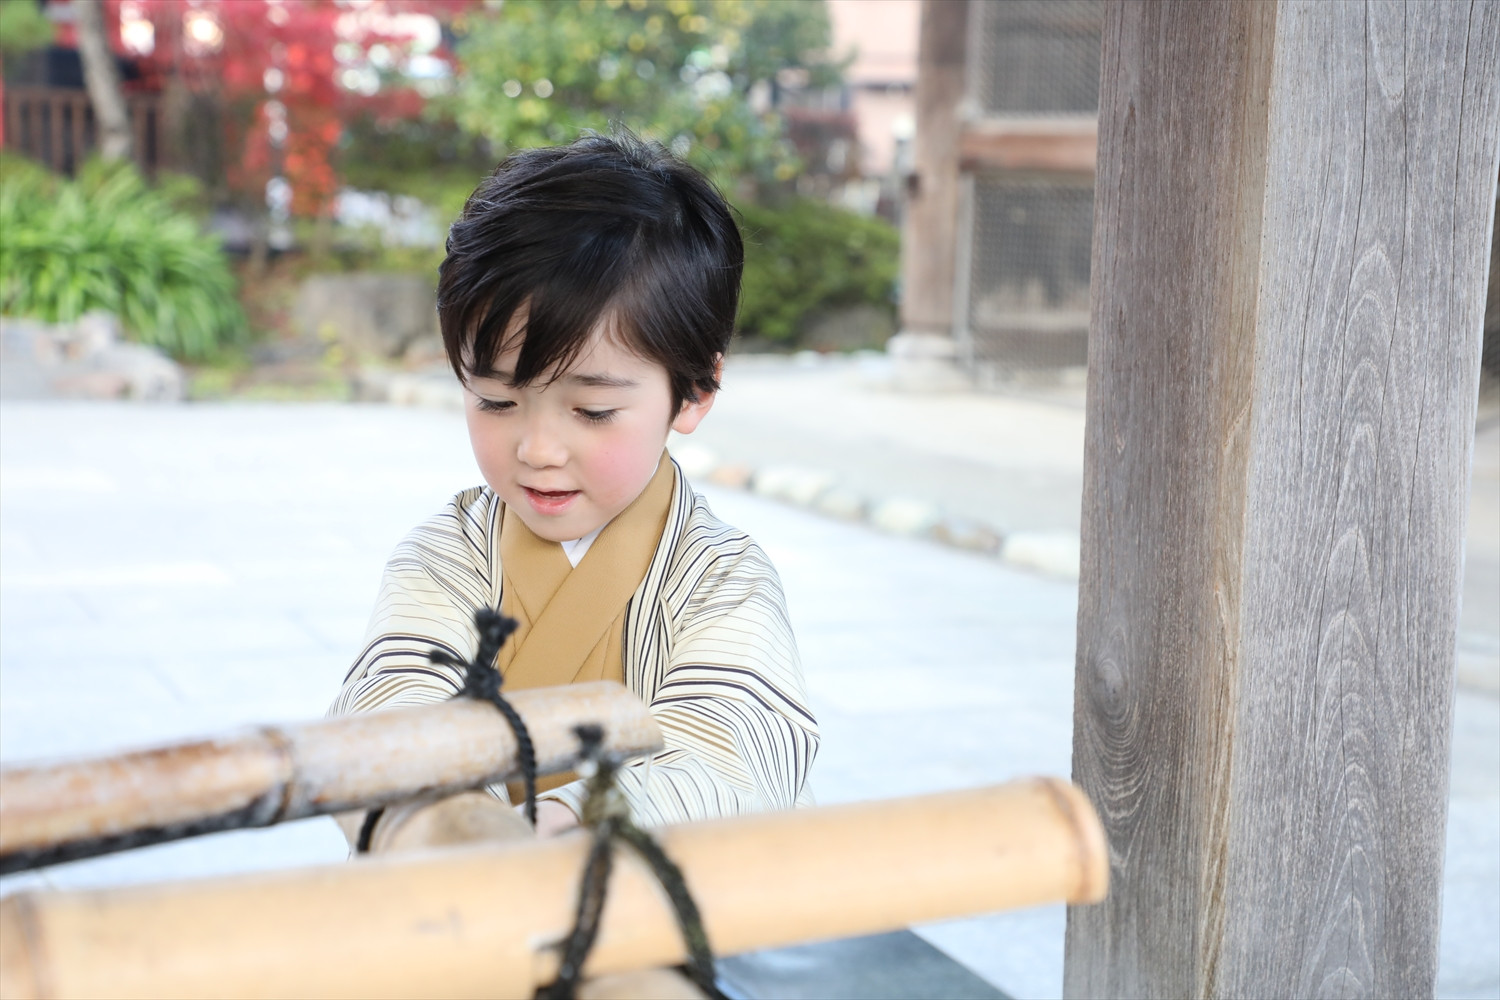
[0, 157, 247, 361]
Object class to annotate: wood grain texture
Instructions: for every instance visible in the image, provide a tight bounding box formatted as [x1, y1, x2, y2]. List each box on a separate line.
[1065, 2, 1500, 997]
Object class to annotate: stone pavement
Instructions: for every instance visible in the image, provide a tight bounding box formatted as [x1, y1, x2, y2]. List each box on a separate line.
[0, 398, 1495, 998]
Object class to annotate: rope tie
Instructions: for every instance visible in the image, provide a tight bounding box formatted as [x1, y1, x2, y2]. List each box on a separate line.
[357, 608, 532, 853]
[352, 615, 718, 996]
[537, 724, 726, 1000]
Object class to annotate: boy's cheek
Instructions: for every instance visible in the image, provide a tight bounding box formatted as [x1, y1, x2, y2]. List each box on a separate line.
[584, 432, 665, 499]
[467, 421, 517, 476]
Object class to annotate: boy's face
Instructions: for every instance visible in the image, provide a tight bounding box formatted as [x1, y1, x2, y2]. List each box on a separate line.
[463, 324, 714, 543]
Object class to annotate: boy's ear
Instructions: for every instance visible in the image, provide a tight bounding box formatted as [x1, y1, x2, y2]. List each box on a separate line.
[671, 386, 716, 435]
[671, 355, 722, 435]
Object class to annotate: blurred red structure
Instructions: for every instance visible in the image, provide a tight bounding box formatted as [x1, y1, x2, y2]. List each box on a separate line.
[1, 0, 467, 220]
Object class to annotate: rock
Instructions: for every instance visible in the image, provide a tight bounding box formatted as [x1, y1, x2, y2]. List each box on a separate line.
[752, 466, 836, 506]
[292, 273, 439, 360]
[1001, 531, 1081, 579]
[402, 334, 448, 369]
[933, 517, 1004, 555]
[250, 337, 328, 366]
[0, 313, 183, 402]
[351, 367, 394, 403]
[707, 463, 754, 490]
[815, 489, 867, 521]
[70, 311, 122, 357]
[0, 319, 60, 393]
[49, 371, 130, 399]
[886, 332, 971, 393]
[92, 343, 185, 401]
[385, 371, 463, 409]
[869, 497, 942, 536]
[3, 311, 120, 364]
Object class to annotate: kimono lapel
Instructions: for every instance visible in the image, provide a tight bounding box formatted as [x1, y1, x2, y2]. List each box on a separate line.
[496, 508, 572, 677]
[497, 454, 674, 692]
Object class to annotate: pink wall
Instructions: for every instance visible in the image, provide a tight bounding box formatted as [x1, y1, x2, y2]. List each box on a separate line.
[826, 0, 919, 177]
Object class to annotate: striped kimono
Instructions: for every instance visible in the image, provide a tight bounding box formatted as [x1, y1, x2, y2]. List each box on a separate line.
[331, 458, 818, 826]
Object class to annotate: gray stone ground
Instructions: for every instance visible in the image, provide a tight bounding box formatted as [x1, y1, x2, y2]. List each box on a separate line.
[0, 364, 1495, 997]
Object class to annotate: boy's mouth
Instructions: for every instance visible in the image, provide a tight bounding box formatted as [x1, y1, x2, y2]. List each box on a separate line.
[522, 486, 580, 515]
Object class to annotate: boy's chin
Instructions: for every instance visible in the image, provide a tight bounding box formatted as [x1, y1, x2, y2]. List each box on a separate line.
[515, 515, 580, 542]
[508, 502, 603, 544]
[529, 523, 595, 544]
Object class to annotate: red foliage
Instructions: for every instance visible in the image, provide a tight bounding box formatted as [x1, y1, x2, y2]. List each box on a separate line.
[120, 0, 470, 217]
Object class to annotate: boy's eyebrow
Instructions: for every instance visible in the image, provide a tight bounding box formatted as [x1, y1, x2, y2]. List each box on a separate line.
[470, 368, 638, 390]
[566, 372, 639, 389]
[471, 367, 518, 385]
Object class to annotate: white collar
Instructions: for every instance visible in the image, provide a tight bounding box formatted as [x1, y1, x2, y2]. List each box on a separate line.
[559, 524, 605, 567]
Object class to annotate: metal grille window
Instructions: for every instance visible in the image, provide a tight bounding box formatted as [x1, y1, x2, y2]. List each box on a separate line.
[958, 0, 1103, 378]
[963, 173, 1092, 372]
[972, 0, 1104, 116]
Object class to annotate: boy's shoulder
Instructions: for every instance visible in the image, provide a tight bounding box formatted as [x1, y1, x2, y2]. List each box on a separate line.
[405, 484, 502, 548]
[655, 476, 787, 608]
[385, 485, 502, 587]
[673, 487, 765, 564]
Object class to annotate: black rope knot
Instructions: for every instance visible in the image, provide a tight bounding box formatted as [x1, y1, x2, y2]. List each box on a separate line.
[357, 608, 533, 853]
[537, 725, 725, 1000]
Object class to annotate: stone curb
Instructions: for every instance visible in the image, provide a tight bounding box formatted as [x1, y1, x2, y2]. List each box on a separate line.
[672, 443, 1081, 581]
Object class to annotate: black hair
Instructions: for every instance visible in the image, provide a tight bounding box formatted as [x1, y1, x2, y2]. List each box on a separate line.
[437, 129, 743, 413]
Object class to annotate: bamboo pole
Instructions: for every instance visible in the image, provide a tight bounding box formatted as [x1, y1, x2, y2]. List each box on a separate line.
[0, 682, 660, 874]
[0, 777, 1107, 1000]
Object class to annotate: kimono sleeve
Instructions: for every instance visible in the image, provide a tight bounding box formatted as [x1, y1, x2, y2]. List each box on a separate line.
[330, 488, 499, 716]
[542, 538, 820, 827]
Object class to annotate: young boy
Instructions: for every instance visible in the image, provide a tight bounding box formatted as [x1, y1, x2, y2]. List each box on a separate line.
[331, 132, 817, 847]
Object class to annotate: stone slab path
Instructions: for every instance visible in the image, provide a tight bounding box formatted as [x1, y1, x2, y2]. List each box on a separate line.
[0, 401, 1495, 998]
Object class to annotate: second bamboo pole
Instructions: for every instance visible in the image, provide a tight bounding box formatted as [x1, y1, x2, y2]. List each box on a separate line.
[0, 777, 1108, 999]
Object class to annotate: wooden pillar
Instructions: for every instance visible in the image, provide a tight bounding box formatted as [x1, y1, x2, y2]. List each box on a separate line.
[898, 0, 968, 340]
[1066, 2, 1500, 997]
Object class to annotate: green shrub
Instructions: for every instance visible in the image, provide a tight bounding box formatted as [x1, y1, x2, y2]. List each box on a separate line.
[736, 199, 899, 345]
[0, 0, 54, 55]
[0, 156, 247, 361]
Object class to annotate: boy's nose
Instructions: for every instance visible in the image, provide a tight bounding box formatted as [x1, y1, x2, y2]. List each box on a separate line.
[515, 419, 567, 469]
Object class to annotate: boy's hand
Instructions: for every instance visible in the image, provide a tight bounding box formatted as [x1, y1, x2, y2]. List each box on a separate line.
[350, 792, 532, 853]
[531, 799, 580, 836]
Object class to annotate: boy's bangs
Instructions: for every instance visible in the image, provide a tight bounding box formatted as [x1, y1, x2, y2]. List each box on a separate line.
[465, 297, 597, 387]
[465, 277, 646, 388]
[458, 217, 632, 384]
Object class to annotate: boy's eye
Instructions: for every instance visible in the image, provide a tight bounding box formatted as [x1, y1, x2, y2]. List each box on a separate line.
[475, 397, 514, 413]
[577, 408, 616, 424]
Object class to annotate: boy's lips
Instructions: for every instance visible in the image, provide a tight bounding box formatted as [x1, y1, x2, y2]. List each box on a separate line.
[522, 486, 580, 515]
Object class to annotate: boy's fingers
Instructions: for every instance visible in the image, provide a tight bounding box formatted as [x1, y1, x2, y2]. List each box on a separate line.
[533, 799, 581, 837]
[378, 792, 533, 852]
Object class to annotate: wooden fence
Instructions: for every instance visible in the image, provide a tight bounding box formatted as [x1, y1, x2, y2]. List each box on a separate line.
[2, 85, 168, 177]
